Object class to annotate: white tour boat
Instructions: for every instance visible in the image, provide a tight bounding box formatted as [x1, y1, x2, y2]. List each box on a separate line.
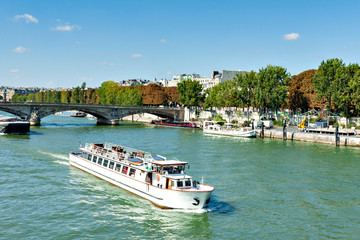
[203, 121, 257, 138]
[69, 142, 214, 209]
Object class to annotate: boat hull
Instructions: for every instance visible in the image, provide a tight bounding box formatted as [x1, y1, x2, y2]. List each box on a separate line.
[0, 121, 30, 133]
[69, 153, 213, 209]
[153, 121, 197, 128]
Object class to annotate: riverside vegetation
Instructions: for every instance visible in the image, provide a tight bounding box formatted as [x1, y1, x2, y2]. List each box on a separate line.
[10, 58, 360, 127]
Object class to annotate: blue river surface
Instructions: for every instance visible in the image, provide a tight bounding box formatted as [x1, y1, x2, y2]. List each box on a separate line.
[1, 114, 360, 239]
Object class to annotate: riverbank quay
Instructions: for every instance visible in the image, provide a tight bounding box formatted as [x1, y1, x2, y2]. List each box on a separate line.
[263, 127, 360, 147]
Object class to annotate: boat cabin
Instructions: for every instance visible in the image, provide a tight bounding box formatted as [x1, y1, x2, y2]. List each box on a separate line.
[150, 160, 187, 175]
[150, 160, 195, 190]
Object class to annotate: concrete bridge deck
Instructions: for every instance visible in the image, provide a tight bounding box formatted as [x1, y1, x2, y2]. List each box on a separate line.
[0, 102, 185, 126]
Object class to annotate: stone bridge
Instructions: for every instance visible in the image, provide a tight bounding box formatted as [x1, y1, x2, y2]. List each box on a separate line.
[0, 103, 185, 126]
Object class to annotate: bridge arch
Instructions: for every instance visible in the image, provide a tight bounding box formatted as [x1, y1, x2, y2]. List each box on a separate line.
[0, 103, 185, 126]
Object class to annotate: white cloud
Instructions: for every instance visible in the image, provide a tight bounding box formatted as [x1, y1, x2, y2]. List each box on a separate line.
[131, 53, 143, 58]
[100, 61, 116, 67]
[14, 14, 38, 23]
[283, 33, 300, 40]
[9, 69, 19, 73]
[160, 39, 167, 43]
[12, 46, 28, 53]
[52, 24, 81, 31]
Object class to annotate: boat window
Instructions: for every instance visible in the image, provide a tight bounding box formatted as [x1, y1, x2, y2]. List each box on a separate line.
[163, 166, 173, 174]
[87, 154, 92, 161]
[103, 159, 109, 167]
[129, 168, 136, 177]
[177, 181, 183, 187]
[115, 163, 121, 172]
[156, 165, 162, 173]
[98, 158, 103, 165]
[109, 161, 115, 170]
[83, 152, 88, 159]
[173, 165, 185, 174]
[92, 156, 97, 163]
[185, 180, 191, 187]
[122, 166, 128, 175]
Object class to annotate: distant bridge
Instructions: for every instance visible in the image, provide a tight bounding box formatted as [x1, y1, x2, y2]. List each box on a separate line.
[0, 103, 185, 126]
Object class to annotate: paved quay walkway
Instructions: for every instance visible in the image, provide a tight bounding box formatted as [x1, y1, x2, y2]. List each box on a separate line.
[262, 127, 360, 147]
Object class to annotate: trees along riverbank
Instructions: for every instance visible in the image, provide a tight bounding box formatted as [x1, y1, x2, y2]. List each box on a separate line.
[9, 58, 360, 127]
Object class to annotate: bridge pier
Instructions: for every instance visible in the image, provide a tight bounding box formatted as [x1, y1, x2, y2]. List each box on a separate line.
[30, 117, 41, 126]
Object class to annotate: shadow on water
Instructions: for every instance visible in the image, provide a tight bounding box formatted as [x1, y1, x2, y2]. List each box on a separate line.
[206, 195, 236, 214]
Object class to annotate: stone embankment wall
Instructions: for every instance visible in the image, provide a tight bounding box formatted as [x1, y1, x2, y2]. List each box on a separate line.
[263, 128, 360, 147]
[184, 107, 360, 127]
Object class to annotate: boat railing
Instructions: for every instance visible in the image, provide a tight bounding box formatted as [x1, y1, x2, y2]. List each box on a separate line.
[84, 142, 154, 164]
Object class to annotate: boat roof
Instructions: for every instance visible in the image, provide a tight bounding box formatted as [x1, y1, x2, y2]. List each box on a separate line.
[152, 160, 188, 165]
[0, 115, 16, 121]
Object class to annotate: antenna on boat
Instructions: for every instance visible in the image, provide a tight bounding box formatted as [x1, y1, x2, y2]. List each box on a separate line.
[78, 138, 82, 148]
[201, 176, 204, 185]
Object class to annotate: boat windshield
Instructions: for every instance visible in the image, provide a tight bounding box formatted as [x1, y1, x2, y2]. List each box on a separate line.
[163, 165, 185, 174]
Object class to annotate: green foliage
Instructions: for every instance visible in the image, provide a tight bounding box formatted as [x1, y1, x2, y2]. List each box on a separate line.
[214, 114, 226, 122]
[116, 88, 142, 106]
[255, 65, 290, 114]
[313, 58, 345, 110]
[333, 63, 360, 119]
[11, 93, 28, 102]
[71, 87, 81, 104]
[177, 79, 203, 107]
[273, 120, 283, 126]
[97, 81, 120, 105]
[236, 71, 256, 107]
[204, 79, 241, 108]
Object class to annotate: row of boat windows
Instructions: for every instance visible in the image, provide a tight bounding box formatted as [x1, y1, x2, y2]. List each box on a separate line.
[84, 153, 136, 177]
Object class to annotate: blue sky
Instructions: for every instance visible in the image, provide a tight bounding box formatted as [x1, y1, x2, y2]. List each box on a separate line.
[1, 0, 360, 88]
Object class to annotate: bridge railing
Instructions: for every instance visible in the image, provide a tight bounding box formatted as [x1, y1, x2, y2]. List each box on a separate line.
[0, 102, 184, 110]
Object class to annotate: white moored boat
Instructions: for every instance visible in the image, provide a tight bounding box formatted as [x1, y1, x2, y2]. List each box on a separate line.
[203, 121, 257, 138]
[69, 142, 214, 209]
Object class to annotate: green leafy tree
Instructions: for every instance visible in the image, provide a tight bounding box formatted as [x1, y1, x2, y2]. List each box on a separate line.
[27, 93, 35, 102]
[80, 82, 86, 104]
[313, 58, 345, 110]
[71, 87, 81, 104]
[11, 93, 27, 102]
[204, 80, 241, 108]
[97, 81, 120, 105]
[236, 71, 257, 119]
[333, 63, 360, 122]
[122, 88, 142, 106]
[349, 70, 360, 116]
[255, 65, 290, 117]
[177, 79, 203, 107]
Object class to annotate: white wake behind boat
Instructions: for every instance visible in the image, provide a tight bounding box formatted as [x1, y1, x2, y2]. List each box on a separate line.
[203, 121, 257, 138]
[69, 142, 214, 209]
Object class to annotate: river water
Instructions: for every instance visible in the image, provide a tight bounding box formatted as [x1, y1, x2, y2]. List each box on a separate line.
[1, 114, 360, 239]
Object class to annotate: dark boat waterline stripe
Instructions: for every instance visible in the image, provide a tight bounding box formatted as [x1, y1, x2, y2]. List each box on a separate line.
[71, 159, 163, 201]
